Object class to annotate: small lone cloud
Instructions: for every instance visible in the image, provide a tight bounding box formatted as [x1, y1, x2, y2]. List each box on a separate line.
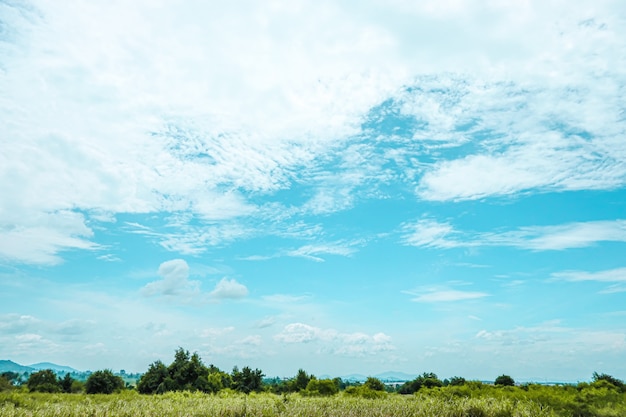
[141, 259, 200, 298]
[210, 278, 248, 299]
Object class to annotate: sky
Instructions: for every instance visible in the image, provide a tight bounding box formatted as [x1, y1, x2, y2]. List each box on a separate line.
[1, 0, 625, 383]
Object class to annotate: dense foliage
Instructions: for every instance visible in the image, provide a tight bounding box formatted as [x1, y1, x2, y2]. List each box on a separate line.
[136, 348, 263, 395]
[24, 370, 80, 394]
[85, 370, 124, 394]
[26, 370, 60, 393]
[495, 374, 516, 386]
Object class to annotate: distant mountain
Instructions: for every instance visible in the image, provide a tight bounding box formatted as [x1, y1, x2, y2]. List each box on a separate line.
[375, 371, 416, 382]
[28, 362, 79, 373]
[340, 373, 367, 382]
[0, 360, 34, 373]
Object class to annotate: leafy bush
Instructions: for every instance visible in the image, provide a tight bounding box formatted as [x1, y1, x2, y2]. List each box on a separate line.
[0, 375, 13, 392]
[27, 370, 60, 393]
[85, 370, 124, 394]
[302, 378, 339, 396]
[495, 375, 515, 387]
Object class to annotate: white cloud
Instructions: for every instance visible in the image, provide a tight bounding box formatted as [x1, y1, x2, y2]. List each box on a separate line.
[0, 314, 40, 334]
[510, 221, 626, 250]
[141, 259, 200, 298]
[401, 219, 459, 248]
[402, 219, 626, 251]
[415, 92, 626, 201]
[405, 287, 489, 303]
[275, 323, 323, 344]
[254, 316, 278, 329]
[274, 322, 395, 357]
[199, 327, 235, 338]
[238, 335, 262, 346]
[286, 241, 361, 262]
[552, 267, 626, 292]
[262, 294, 311, 304]
[209, 278, 249, 300]
[0, 211, 98, 265]
[474, 322, 626, 355]
[2, 0, 626, 265]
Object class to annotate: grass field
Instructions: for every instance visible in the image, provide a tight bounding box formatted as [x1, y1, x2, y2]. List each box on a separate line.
[3, 381, 626, 417]
[0, 390, 559, 417]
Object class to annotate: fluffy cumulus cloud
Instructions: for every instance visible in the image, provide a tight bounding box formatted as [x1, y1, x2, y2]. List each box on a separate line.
[141, 260, 248, 301]
[209, 278, 249, 300]
[275, 323, 394, 356]
[0, 314, 41, 334]
[141, 259, 200, 298]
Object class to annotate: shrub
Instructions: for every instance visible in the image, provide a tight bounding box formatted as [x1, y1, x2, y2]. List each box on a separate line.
[27, 370, 60, 393]
[495, 375, 515, 387]
[85, 370, 125, 394]
[303, 379, 339, 396]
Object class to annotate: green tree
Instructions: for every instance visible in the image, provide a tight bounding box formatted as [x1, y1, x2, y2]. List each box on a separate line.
[304, 378, 339, 396]
[167, 348, 209, 392]
[495, 374, 515, 386]
[399, 372, 442, 394]
[70, 379, 85, 393]
[137, 360, 168, 394]
[294, 369, 312, 391]
[85, 369, 124, 394]
[448, 376, 466, 386]
[0, 374, 13, 391]
[592, 372, 625, 391]
[27, 369, 60, 393]
[60, 373, 74, 393]
[364, 377, 386, 391]
[420, 372, 443, 388]
[206, 372, 224, 393]
[231, 366, 264, 394]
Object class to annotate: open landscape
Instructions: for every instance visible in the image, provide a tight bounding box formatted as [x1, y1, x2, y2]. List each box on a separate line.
[2, 1, 625, 416]
[2, 349, 626, 416]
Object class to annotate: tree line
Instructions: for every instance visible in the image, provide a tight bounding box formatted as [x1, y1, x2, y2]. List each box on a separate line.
[2, 348, 624, 398]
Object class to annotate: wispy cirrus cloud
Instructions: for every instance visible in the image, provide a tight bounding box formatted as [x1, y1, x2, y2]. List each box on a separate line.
[552, 268, 626, 283]
[402, 219, 626, 251]
[286, 241, 362, 262]
[2, 1, 626, 268]
[403, 285, 489, 303]
[551, 267, 626, 294]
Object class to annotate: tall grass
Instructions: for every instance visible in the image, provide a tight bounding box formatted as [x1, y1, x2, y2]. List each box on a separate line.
[0, 391, 553, 417]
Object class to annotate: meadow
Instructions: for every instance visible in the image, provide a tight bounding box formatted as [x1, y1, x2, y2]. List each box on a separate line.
[2, 384, 626, 417]
[0, 390, 550, 417]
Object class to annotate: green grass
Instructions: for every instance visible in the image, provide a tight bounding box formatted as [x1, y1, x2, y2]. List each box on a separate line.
[2, 382, 626, 417]
[0, 391, 552, 417]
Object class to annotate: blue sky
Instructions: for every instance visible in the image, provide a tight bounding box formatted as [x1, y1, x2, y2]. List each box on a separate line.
[1, 0, 625, 382]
